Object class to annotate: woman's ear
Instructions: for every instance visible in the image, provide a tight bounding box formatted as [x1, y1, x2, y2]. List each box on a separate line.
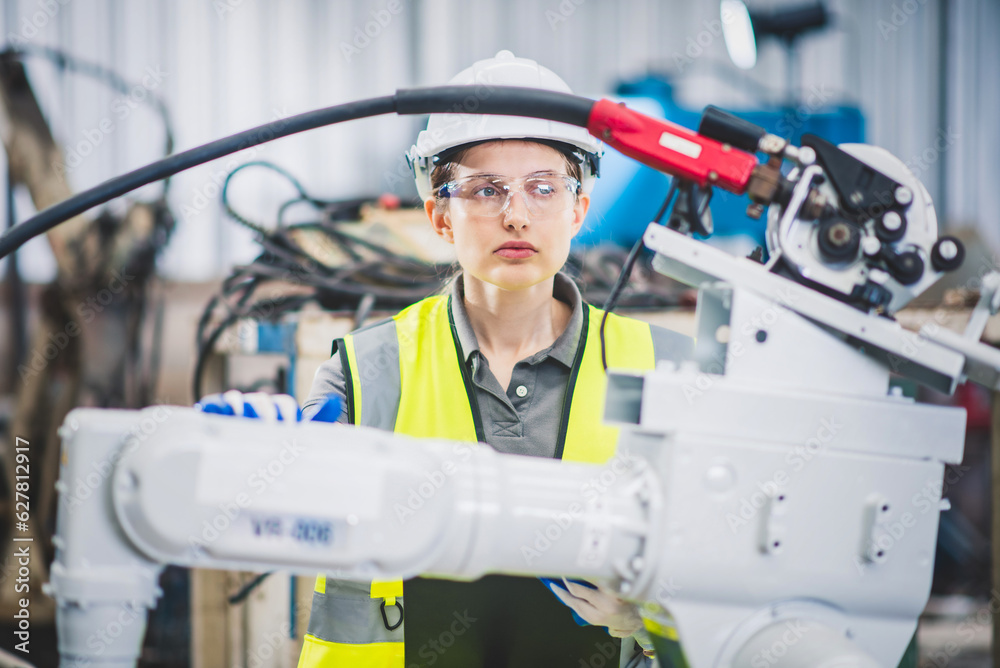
[570, 193, 590, 238]
[426, 198, 455, 244]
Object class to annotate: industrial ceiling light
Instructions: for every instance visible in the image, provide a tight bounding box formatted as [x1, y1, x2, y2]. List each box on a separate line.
[721, 1, 829, 102]
[721, 0, 757, 70]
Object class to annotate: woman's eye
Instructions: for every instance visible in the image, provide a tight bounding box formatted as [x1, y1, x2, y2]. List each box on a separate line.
[529, 182, 557, 196]
[473, 185, 503, 198]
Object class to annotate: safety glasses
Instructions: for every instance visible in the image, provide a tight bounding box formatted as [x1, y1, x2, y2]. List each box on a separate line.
[434, 172, 581, 218]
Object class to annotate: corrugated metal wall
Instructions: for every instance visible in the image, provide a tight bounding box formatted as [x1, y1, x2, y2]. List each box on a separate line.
[1, 0, 996, 281]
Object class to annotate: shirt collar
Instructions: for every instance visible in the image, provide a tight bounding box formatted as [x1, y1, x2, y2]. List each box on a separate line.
[449, 272, 584, 369]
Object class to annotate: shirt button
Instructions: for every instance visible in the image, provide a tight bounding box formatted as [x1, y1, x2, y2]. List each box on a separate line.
[515, 385, 528, 398]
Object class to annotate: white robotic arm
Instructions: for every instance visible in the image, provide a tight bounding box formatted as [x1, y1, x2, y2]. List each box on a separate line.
[48, 408, 656, 667]
[43, 101, 1000, 668]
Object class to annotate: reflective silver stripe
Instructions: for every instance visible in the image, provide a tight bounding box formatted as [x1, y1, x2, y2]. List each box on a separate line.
[350, 319, 402, 430]
[306, 578, 404, 645]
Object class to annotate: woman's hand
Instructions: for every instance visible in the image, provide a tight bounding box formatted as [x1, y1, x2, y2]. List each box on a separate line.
[548, 578, 643, 638]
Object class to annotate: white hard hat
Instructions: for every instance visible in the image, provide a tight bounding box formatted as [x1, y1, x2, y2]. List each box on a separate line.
[407, 50, 603, 201]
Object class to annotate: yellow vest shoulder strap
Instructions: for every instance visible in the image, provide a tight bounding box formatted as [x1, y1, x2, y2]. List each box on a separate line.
[560, 305, 656, 464]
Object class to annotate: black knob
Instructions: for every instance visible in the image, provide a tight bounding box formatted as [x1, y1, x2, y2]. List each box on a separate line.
[884, 249, 925, 286]
[817, 219, 861, 263]
[931, 236, 965, 272]
[875, 210, 907, 242]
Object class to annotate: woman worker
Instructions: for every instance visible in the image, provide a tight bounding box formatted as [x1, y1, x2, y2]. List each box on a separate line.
[296, 51, 692, 668]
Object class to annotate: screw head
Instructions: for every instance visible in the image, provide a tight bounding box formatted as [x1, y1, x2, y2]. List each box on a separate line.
[882, 211, 902, 231]
[939, 239, 958, 260]
[894, 186, 912, 205]
[862, 236, 882, 256]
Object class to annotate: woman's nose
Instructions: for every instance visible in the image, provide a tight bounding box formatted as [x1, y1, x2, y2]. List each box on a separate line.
[502, 191, 531, 229]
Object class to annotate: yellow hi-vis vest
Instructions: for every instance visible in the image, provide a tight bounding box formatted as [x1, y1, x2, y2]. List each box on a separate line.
[298, 294, 656, 668]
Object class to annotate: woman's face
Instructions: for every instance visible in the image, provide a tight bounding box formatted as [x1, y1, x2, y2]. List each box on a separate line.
[426, 141, 590, 292]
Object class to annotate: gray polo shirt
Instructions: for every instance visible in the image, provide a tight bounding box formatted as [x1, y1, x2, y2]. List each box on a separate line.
[302, 272, 692, 458]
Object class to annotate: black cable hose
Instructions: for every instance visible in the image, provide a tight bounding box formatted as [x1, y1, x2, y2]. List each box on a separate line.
[228, 572, 272, 605]
[0, 96, 389, 258]
[598, 238, 645, 373]
[394, 86, 593, 126]
[599, 180, 679, 372]
[0, 86, 596, 260]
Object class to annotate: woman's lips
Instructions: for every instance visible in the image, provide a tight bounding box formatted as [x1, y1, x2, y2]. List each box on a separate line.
[495, 242, 537, 259]
[495, 247, 537, 259]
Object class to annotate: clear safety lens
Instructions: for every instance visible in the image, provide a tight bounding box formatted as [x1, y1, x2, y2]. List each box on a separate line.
[437, 173, 581, 217]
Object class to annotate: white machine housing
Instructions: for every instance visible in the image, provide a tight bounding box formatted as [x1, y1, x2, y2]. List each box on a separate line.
[45, 138, 1000, 667]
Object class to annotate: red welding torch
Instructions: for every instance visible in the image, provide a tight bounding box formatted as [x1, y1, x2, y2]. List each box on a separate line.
[587, 99, 756, 193]
[586, 100, 794, 219]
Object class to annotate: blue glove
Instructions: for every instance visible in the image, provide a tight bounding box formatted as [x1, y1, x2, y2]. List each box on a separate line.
[540, 577, 597, 626]
[195, 390, 342, 423]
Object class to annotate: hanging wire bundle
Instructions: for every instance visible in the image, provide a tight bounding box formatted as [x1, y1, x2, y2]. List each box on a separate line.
[192, 161, 453, 398]
[194, 161, 688, 397]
